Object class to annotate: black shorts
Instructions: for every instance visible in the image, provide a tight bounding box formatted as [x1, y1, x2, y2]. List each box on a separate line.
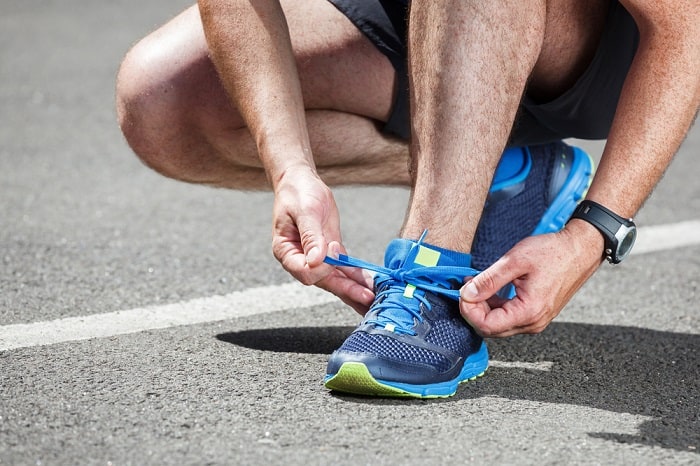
[327, 0, 639, 145]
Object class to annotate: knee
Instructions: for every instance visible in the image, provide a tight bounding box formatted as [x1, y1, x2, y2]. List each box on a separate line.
[115, 37, 193, 179]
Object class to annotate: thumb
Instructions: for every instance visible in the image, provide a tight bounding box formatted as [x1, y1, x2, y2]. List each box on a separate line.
[461, 258, 519, 302]
[296, 214, 327, 267]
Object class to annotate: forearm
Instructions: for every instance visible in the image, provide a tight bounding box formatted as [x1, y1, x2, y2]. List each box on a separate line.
[586, 2, 700, 218]
[198, 0, 314, 187]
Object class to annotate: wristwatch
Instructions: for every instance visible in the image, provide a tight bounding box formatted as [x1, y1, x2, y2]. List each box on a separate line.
[570, 200, 637, 264]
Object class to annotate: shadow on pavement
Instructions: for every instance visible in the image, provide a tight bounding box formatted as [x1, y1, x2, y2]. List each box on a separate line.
[217, 322, 699, 453]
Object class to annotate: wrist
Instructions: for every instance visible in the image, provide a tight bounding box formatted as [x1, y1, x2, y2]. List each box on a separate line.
[257, 136, 316, 189]
[270, 160, 318, 191]
[563, 218, 607, 266]
[569, 200, 637, 264]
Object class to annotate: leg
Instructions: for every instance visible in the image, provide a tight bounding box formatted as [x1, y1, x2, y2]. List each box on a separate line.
[116, 1, 410, 190]
[402, 0, 547, 251]
[323, 0, 612, 398]
[402, 0, 609, 252]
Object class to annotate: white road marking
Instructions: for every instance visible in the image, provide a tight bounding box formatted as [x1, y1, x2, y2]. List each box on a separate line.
[1, 220, 698, 352]
[0, 283, 336, 351]
[489, 360, 554, 371]
[631, 219, 700, 255]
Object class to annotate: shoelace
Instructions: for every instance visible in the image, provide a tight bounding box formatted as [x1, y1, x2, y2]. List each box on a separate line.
[324, 247, 479, 335]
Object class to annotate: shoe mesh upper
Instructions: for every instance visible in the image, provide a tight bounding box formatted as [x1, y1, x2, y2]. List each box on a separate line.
[335, 285, 478, 374]
[339, 331, 453, 372]
[471, 142, 563, 270]
[424, 318, 472, 355]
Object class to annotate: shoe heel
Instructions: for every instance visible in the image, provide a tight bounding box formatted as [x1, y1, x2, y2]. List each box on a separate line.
[532, 146, 594, 235]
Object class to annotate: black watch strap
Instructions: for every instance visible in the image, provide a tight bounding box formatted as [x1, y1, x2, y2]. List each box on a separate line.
[571, 200, 624, 239]
[570, 200, 635, 263]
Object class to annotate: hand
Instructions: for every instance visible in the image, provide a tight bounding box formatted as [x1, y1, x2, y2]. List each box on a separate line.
[459, 221, 604, 337]
[271, 166, 374, 313]
[316, 248, 376, 315]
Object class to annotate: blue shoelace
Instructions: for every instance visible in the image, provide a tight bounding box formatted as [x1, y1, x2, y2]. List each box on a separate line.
[324, 243, 479, 335]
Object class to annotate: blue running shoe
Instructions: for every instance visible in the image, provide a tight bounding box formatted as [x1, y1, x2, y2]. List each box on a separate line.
[323, 232, 486, 398]
[472, 141, 594, 270]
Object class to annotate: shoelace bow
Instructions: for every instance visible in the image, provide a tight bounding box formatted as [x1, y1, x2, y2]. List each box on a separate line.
[324, 253, 479, 335]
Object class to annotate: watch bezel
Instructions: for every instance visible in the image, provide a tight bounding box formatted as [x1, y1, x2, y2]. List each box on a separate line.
[611, 222, 637, 263]
[570, 200, 637, 264]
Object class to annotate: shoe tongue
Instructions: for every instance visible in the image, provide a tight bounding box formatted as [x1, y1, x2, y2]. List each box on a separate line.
[373, 238, 471, 333]
[383, 238, 470, 269]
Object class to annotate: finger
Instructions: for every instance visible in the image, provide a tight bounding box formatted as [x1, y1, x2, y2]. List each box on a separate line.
[316, 270, 374, 315]
[461, 299, 526, 338]
[459, 297, 492, 336]
[295, 213, 328, 267]
[330, 264, 375, 291]
[327, 241, 375, 289]
[464, 292, 550, 338]
[288, 256, 335, 286]
[461, 256, 523, 303]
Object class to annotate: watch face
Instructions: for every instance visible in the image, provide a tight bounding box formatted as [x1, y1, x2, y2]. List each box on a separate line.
[617, 226, 637, 260]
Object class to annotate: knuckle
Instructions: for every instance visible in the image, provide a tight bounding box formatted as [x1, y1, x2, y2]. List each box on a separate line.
[475, 322, 498, 338]
[475, 270, 498, 294]
[522, 305, 552, 335]
[526, 323, 548, 335]
[501, 248, 527, 268]
[299, 276, 316, 286]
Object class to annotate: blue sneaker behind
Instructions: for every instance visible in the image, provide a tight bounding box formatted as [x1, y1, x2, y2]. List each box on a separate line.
[472, 141, 594, 270]
[324, 233, 487, 398]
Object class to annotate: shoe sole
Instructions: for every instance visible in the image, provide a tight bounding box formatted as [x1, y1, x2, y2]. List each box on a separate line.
[324, 342, 489, 399]
[532, 146, 594, 235]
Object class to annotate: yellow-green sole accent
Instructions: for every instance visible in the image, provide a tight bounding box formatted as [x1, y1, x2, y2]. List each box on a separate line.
[324, 362, 487, 399]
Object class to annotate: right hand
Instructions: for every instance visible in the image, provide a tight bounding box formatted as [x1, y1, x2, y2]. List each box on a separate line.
[271, 165, 374, 314]
[459, 220, 603, 337]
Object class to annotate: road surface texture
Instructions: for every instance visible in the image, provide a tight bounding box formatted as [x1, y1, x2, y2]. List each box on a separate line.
[1, 1, 698, 465]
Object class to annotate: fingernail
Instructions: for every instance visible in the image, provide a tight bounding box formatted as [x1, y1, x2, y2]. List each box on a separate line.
[306, 247, 320, 264]
[328, 243, 340, 259]
[464, 281, 478, 298]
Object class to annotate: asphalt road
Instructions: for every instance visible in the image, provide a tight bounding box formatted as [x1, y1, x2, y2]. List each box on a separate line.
[1, 1, 698, 465]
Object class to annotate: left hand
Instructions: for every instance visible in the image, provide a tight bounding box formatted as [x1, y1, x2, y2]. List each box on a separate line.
[315, 247, 376, 315]
[459, 221, 604, 337]
[271, 166, 374, 313]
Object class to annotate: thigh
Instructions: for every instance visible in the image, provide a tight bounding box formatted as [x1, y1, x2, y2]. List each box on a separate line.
[327, 0, 410, 138]
[529, 0, 610, 103]
[133, 0, 396, 126]
[286, 0, 397, 121]
[515, 0, 639, 144]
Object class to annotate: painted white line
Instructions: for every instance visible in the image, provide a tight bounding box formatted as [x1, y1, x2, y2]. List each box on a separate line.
[489, 360, 554, 371]
[632, 219, 700, 255]
[0, 220, 697, 352]
[0, 282, 336, 351]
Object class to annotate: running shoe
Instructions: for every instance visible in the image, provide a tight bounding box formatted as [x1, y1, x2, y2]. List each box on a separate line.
[324, 232, 486, 398]
[323, 142, 592, 398]
[471, 141, 594, 270]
